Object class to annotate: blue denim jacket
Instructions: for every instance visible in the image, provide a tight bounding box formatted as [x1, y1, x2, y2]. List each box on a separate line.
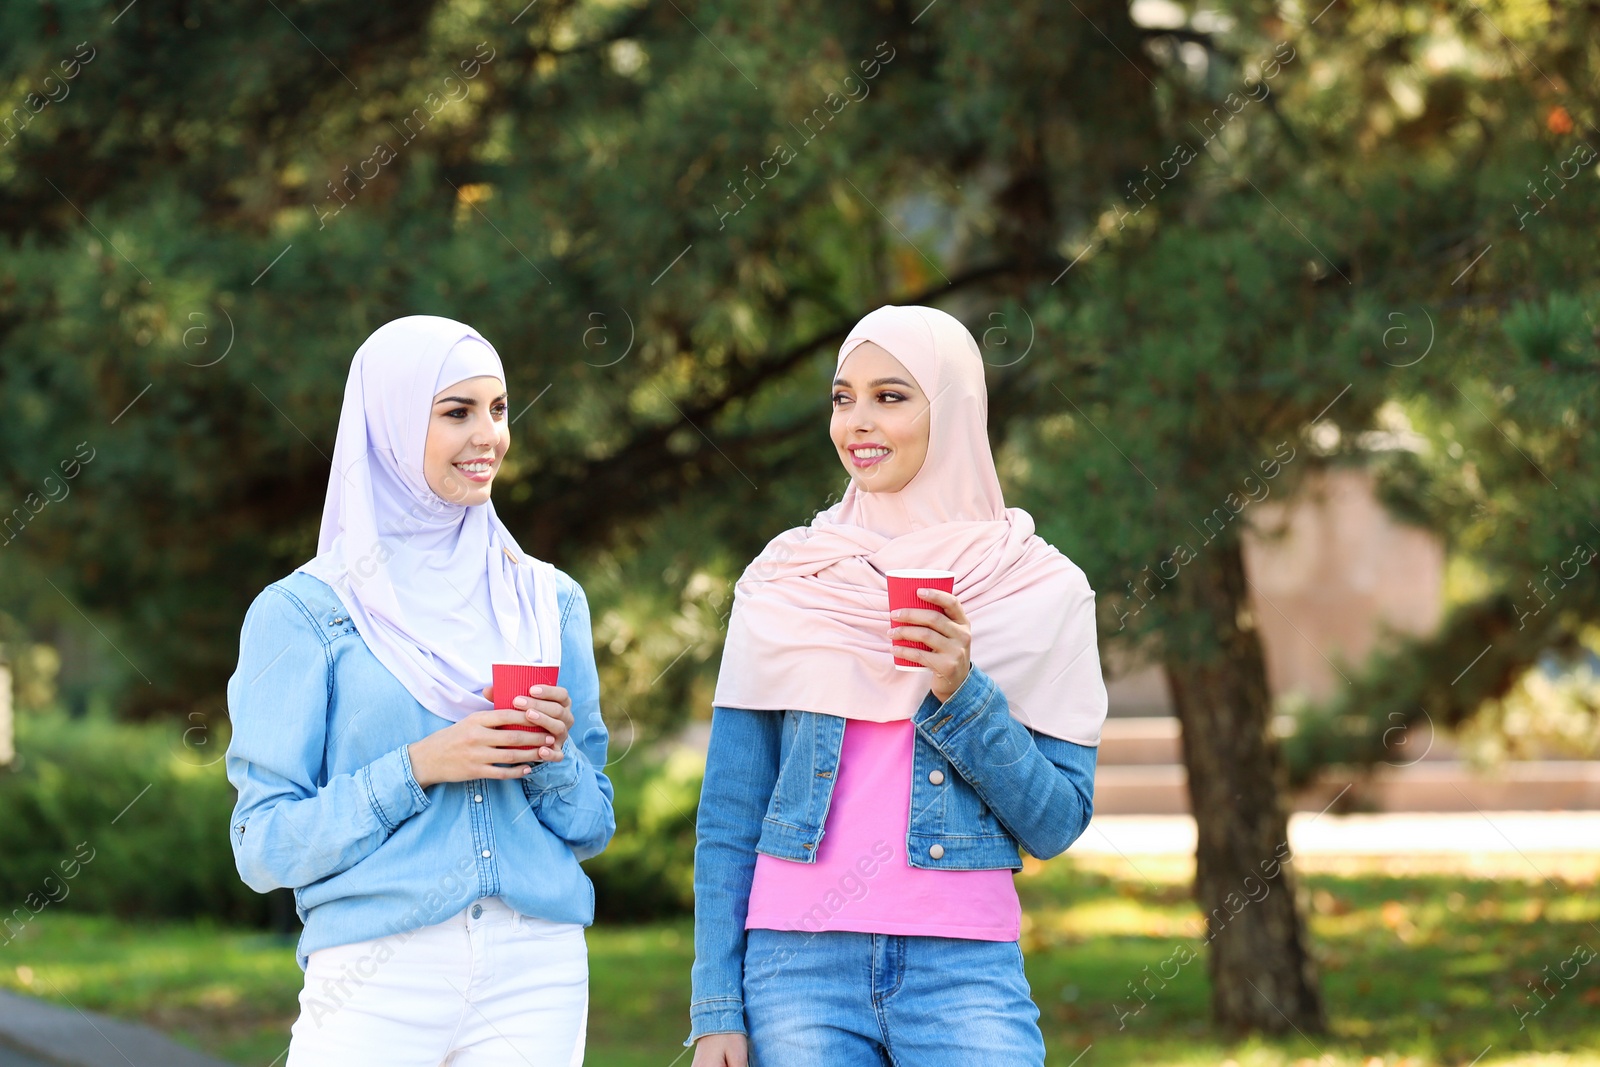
[225, 570, 615, 971]
[687, 665, 1098, 1042]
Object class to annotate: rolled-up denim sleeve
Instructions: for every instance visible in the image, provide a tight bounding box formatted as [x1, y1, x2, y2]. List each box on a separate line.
[225, 586, 430, 894]
[912, 666, 1096, 860]
[520, 576, 615, 862]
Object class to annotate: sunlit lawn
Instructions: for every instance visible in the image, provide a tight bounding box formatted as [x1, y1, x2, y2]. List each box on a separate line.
[3, 852, 1598, 1067]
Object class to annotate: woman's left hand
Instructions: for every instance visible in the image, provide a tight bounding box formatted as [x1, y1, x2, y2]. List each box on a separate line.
[890, 588, 972, 704]
[480, 684, 575, 762]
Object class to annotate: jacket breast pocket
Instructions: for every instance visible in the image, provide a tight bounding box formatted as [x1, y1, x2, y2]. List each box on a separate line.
[946, 768, 1004, 837]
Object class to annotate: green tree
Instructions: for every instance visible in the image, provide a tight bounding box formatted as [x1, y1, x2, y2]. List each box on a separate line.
[4, 0, 1599, 1036]
[1010, 0, 1600, 1032]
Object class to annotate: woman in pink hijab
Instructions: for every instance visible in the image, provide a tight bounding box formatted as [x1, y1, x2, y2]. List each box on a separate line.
[687, 305, 1108, 1066]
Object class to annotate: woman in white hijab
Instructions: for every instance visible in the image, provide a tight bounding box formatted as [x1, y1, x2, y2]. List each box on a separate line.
[226, 316, 614, 1066]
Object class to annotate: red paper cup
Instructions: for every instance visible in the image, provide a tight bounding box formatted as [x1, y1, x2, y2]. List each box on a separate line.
[492, 663, 559, 749]
[887, 569, 955, 671]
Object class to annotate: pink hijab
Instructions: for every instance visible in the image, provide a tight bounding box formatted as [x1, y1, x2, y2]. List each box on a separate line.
[712, 305, 1108, 745]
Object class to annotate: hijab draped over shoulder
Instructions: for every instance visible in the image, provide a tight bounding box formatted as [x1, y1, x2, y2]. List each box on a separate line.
[712, 305, 1107, 745]
[299, 315, 561, 724]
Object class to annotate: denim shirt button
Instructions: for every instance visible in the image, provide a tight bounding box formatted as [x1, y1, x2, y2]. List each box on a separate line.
[481, 849, 492, 858]
[927, 769, 945, 785]
[474, 794, 483, 803]
[928, 843, 945, 859]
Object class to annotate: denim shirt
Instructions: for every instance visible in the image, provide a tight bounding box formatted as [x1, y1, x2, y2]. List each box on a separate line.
[225, 569, 615, 971]
[687, 665, 1098, 1043]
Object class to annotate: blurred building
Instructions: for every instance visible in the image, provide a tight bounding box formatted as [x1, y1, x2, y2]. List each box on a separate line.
[1098, 466, 1600, 814]
[1106, 465, 1445, 714]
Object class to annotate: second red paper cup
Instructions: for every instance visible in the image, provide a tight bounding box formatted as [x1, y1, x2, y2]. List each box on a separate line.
[492, 663, 559, 749]
[887, 569, 955, 671]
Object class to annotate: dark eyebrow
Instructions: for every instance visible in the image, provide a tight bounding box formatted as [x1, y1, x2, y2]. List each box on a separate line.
[831, 377, 915, 389]
[433, 393, 509, 406]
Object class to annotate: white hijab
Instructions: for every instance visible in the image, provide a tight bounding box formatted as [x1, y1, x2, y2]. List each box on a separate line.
[299, 315, 562, 723]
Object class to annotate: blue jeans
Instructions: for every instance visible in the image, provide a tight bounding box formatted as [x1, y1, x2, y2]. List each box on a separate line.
[742, 928, 1046, 1067]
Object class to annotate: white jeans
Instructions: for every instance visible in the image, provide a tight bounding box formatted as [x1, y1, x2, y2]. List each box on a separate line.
[286, 897, 588, 1066]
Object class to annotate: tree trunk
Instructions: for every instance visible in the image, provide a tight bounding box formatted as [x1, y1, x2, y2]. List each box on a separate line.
[1162, 537, 1325, 1034]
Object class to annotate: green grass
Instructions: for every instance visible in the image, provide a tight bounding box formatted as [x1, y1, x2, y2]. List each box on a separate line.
[3, 854, 1598, 1066]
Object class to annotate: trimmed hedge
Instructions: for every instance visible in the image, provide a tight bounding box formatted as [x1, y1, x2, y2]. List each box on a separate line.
[0, 711, 699, 933]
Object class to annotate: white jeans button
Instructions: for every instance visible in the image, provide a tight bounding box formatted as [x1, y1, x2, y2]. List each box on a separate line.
[928, 769, 945, 785]
[928, 843, 945, 859]
[470, 903, 483, 919]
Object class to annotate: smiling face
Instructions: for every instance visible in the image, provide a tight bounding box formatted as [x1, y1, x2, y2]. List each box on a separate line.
[423, 375, 509, 506]
[830, 342, 932, 494]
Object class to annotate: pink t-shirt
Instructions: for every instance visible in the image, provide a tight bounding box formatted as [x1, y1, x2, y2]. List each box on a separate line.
[745, 717, 1020, 941]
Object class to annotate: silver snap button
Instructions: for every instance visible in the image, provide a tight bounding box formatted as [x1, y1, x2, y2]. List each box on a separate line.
[474, 794, 483, 803]
[928, 843, 945, 859]
[470, 903, 482, 919]
[481, 849, 491, 859]
[928, 769, 945, 785]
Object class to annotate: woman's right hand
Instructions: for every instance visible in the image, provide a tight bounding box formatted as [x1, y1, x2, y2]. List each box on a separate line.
[408, 710, 558, 789]
[691, 1033, 748, 1067]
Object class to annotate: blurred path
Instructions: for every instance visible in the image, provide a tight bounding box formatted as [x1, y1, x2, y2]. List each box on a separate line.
[1079, 810, 1600, 857]
[0, 1044, 55, 1067]
[0, 990, 232, 1067]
